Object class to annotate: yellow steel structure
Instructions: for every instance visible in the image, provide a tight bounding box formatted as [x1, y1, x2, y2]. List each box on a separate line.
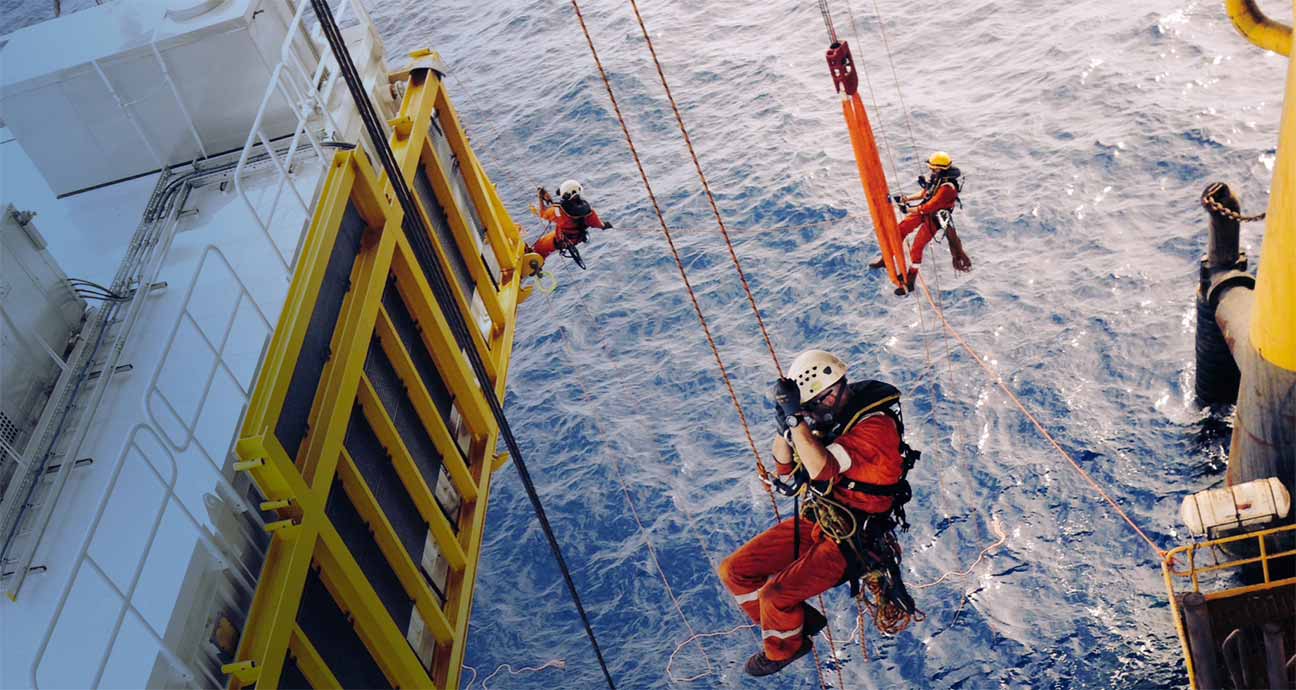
[1161, 524, 1296, 688]
[227, 56, 528, 690]
[1226, 0, 1293, 57]
[1244, 0, 1296, 372]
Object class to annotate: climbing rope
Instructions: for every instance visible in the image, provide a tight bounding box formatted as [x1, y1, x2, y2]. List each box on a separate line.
[914, 515, 1008, 590]
[567, 0, 781, 518]
[461, 660, 566, 690]
[817, 0, 840, 44]
[1202, 182, 1267, 222]
[627, 0, 784, 374]
[914, 272, 1168, 561]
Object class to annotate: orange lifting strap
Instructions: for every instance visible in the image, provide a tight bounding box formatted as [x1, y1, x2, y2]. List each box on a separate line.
[827, 41, 908, 289]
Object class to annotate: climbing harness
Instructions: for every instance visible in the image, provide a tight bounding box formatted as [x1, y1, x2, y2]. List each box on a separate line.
[1202, 181, 1267, 222]
[777, 381, 925, 634]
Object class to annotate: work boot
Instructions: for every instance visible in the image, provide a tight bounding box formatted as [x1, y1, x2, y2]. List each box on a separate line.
[894, 267, 917, 296]
[802, 603, 827, 639]
[744, 637, 813, 677]
[868, 256, 885, 269]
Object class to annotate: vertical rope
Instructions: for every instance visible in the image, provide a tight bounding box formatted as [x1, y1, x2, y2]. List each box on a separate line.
[568, 0, 781, 520]
[626, 0, 783, 375]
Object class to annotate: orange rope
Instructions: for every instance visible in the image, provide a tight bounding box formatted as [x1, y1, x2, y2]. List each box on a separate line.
[914, 515, 1008, 590]
[568, 0, 780, 521]
[626, 6, 858, 684]
[915, 273, 1168, 560]
[626, 0, 782, 374]
[616, 214, 863, 234]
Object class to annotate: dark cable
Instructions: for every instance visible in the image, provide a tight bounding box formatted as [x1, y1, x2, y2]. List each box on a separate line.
[308, 2, 616, 687]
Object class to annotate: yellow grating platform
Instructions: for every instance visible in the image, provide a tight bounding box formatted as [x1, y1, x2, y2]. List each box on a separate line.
[227, 62, 528, 690]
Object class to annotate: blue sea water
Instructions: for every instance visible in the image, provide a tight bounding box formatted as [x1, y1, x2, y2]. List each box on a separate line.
[3, 0, 1286, 688]
[370, 1, 1292, 688]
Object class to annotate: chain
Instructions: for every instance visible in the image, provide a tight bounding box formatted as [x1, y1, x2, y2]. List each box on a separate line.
[1202, 182, 1267, 222]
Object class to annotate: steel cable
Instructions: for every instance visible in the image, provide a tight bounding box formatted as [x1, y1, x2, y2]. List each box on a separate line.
[309, 2, 616, 687]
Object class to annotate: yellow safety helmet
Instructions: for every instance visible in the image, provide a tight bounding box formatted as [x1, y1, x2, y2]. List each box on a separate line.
[927, 151, 952, 170]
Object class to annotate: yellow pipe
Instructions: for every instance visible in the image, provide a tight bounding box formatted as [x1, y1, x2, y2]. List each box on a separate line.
[1251, 16, 1296, 372]
[1226, 0, 1292, 56]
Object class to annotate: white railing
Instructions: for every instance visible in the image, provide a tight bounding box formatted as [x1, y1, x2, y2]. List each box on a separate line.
[30, 246, 275, 689]
[235, 0, 370, 275]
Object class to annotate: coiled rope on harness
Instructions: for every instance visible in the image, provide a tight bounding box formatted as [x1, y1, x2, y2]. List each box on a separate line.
[310, 3, 616, 688]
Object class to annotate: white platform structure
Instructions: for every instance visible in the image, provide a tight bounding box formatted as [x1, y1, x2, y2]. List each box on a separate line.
[0, 1, 402, 686]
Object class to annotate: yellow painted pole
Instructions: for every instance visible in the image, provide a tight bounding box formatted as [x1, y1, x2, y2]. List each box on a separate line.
[1225, 0, 1292, 57]
[1251, 15, 1296, 373]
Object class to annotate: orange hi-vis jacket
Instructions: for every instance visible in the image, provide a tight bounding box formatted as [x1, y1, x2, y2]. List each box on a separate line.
[775, 388, 905, 514]
[540, 204, 606, 243]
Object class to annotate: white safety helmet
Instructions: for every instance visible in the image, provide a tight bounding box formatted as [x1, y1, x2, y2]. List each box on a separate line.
[787, 349, 848, 404]
[559, 179, 583, 200]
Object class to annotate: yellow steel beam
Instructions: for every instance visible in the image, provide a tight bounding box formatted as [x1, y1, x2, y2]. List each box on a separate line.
[315, 524, 433, 689]
[229, 433, 323, 690]
[288, 625, 342, 690]
[337, 447, 455, 643]
[242, 152, 357, 443]
[356, 374, 468, 570]
[1251, 30, 1296, 372]
[390, 234, 499, 421]
[374, 305, 478, 501]
[418, 137, 508, 330]
[439, 248, 523, 689]
[393, 66, 507, 336]
[390, 68, 441, 184]
[432, 80, 520, 271]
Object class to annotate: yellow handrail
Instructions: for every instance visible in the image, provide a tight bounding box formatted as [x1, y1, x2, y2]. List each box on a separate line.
[1161, 524, 1296, 689]
[1225, 0, 1293, 56]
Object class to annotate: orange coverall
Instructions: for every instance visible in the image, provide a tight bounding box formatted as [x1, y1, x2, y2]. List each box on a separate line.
[533, 205, 607, 258]
[718, 414, 904, 661]
[898, 181, 958, 265]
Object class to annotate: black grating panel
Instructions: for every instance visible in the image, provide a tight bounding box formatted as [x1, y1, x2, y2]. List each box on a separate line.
[275, 203, 367, 461]
[296, 567, 391, 690]
[279, 653, 313, 690]
[381, 282, 455, 424]
[364, 340, 459, 525]
[326, 480, 413, 634]
[412, 165, 476, 303]
[344, 407, 427, 574]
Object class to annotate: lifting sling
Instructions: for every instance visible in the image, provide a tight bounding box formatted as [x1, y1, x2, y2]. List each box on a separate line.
[826, 41, 909, 291]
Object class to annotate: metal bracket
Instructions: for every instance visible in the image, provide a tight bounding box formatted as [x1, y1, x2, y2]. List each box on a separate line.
[221, 660, 259, 684]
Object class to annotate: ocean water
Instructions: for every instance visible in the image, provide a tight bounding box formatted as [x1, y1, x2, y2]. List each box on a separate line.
[380, 1, 1289, 688]
[1, 0, 1287, 688]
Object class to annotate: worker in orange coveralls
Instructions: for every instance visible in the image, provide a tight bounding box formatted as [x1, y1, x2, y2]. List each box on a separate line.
[719, 349, 919, 677]
[872, 151, 972, 295]
[525, 179, 613, 270]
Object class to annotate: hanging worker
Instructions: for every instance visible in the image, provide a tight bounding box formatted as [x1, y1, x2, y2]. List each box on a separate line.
[718, 349, 920, 677]
[525, 179, 613, 273]
[871, 151, 972, 294]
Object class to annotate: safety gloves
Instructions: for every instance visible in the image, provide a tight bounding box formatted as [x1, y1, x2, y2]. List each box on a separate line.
[772, 377, 802, 441]
[772, 377, 803, 418]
